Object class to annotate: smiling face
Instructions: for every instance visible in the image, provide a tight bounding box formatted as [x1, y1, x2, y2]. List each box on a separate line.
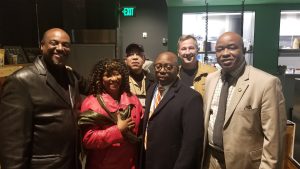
[41, 28, 71, 68]
[215, 32, 245, 73]
[102, 70, 122, 96]
[178, 36, 198, 67]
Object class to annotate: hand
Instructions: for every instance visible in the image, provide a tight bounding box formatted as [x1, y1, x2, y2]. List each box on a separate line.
[117, 113, 135, 133]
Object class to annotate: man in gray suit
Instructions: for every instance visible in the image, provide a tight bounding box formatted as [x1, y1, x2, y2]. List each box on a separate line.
[203, 32, 286, 169]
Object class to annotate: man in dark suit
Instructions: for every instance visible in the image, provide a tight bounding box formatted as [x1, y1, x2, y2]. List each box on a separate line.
[0, 28, 86, 169]
[140, 51, 204, 169]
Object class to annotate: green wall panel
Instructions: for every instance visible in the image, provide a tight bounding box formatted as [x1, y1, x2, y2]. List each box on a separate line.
[252, 5, 280, 73]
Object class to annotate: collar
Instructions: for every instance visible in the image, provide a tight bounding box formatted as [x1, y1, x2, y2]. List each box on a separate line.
[100, 92, 134, 112]
[222, 59, 246, 82]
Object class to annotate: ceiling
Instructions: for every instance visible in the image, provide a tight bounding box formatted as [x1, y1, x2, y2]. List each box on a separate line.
[166, 0, 300, 7]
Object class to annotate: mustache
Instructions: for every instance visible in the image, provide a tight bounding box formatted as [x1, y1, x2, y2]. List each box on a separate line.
[220, 58, 233, 62]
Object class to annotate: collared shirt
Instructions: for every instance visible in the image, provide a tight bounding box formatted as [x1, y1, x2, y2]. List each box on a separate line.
[149, 84, 171, 115]
[129, 75, 146, 107]
[208, 61, 246, 145]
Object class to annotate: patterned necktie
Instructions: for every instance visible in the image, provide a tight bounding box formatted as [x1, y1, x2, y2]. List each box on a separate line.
[154, 86, 165, 109]
[145, 86, 165, 150]
[213, 74, 230, 149]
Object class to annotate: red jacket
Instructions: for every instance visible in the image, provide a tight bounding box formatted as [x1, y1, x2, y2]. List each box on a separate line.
[80, 92, 143, 169]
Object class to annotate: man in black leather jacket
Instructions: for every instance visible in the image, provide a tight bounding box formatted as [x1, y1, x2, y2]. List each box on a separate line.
[0, 28, 87, 169]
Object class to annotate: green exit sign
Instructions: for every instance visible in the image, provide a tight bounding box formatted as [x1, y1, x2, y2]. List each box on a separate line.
[121, 7, 136, 17]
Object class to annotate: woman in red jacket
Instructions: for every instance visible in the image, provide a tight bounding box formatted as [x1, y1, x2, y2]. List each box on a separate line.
[79, 59, 143, 169]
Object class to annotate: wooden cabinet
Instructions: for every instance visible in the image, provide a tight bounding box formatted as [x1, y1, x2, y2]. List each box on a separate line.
[0, 65, 26, 94]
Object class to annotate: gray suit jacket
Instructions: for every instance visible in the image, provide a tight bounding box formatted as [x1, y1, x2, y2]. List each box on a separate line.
[203, 65, 286, 169]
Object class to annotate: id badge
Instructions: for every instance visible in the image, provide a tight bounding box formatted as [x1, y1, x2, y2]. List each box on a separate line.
[139, 98, 146, 107]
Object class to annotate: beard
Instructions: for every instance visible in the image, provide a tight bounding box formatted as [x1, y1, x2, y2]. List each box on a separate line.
[44, 54, 67, 69]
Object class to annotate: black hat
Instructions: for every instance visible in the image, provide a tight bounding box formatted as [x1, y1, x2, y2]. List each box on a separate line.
[125, 43, 144, 56]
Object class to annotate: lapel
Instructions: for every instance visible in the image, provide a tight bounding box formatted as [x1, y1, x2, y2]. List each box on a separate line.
[67, 69, 78, 108]
[148, 79, 179, 120]
[143, 83, 156, 131]
[205, 71, 220, 127]
[224, 65, 250, 126]
[46, 72, 73, 106]
[34, 56, 72, 106]
[205, 71, 220, 116]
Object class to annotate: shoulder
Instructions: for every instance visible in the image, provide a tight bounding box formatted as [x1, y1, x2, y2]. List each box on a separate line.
[7, 64, 38, 84]
[206, 70, 221, 80]
[175, 82, 203, 107]
[177, 81, 201, 97]
[247, 66, 279, 82]
[81, 95, 99, 112]
[144, 70, 156, 81]
[198, 62, 217, 73]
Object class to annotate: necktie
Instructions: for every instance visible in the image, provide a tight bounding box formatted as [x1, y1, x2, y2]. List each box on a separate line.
[154, 86, 164, 109]
[145, 86, 165, 149]
[213, 74, 230, 149]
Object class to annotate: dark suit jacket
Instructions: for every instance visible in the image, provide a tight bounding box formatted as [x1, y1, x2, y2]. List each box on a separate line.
[140, 79, 204, 169]
[0, 56, 82, 169]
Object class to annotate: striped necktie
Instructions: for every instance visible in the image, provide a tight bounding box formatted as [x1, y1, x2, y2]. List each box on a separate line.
[154, 86, 165, 110]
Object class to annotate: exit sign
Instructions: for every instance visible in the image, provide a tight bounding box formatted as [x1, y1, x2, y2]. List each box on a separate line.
[121, 7, 136, 17]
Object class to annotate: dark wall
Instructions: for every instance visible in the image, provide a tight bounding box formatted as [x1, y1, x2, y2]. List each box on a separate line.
[85, 0, 118, 29]
[0, 0, 38, 47]
[0, 0, 63, 47]
[37, 0, 63, 42]
[62, 0, 86, 31]
[120, 0, 168, 60]
[0, 0, 118, 47]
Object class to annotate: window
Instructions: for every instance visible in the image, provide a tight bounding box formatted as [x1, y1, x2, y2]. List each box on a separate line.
[279, 10, 300, 49]
[278, 10, 300, 74]
[182, 11, 255, 66]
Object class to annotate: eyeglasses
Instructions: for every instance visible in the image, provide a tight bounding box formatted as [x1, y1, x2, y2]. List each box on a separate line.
[154, 63, 177, 71]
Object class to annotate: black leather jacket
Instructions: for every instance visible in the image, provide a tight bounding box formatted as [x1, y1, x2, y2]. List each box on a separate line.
[0, 56, 82, 169]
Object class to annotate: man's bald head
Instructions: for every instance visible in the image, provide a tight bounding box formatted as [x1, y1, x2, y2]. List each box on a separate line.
[216, 32, 244, 52]
[155, 51, 178, 66]
[215, 32, 245, 73]
[41, 28, 70, 45]
[154, 51, 179, 86]
[40, 28, 71, 68]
